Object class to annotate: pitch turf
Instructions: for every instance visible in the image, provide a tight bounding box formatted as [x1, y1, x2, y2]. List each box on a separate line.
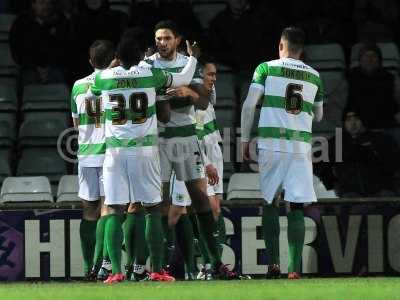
[0, 278, 399, 300]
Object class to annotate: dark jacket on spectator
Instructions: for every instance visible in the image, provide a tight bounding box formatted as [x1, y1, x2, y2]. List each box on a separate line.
[347, 66, 398, 129]
[315, 130, 400, 197]
[9, 10, 71, 68]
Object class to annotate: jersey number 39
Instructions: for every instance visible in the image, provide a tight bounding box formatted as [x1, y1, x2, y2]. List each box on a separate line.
[110, 92, 149, 125]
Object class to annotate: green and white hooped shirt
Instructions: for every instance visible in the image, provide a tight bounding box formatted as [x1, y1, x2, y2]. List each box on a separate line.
[194, 83, 222, 145]
[139, 53, 201, 142]
[71, 71, 105, 167]
[252, 58, 325, 154]
[90, 65, 172, 154]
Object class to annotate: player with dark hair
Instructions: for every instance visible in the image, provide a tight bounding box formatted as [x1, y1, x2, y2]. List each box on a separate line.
[88, 37, 199, 283]
[140, 20, 237, 280]
[70, 39, 114, 280]
[241, 27, 324, 280]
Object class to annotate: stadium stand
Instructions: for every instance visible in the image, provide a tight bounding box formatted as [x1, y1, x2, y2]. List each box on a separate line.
[21, 83, 70, 112]
[214, 71, 235, 108]
[313, 71, 348, 134]
[0, 13, 15, 42]
[0, 43, 18, 90]
[0, 148, 11, 187]
[304, 43, 346, 71]
[350, 42, 400, 72]
[0, 118, 15, 147]
[108, 0, 131, 18]
[0, 176, 53, 202]
[227, 173, 262, 201]
[192, 1, 227, 30]
[18, 117, 67, 148]
[16, 149, 67, 195]
[0, 84, 17, 111]
[56, 175, 79, 202]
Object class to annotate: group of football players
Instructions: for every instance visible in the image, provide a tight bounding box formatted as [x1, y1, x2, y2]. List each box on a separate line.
[72, 20, 324, 283]
[71, 20, 234, 283]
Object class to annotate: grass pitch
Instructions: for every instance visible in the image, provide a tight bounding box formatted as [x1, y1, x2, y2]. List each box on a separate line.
[0, 278, 399, 300]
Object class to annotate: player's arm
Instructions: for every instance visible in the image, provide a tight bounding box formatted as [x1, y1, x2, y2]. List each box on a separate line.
[71, 85, 79, 128]
[156, 95, 171, 123]
[241, 63, 267, 161]
[313, 76, 325, 122]
[241, 84, 264, 160]
[168, 41, 200, 87]
[165, 85, 203, 107]
[199, 143, 219, 185]
[189, 83, 210, 110]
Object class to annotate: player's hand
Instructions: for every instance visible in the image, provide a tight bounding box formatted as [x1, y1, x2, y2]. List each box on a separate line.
[186, 40, 201, 58]
[166, 86, 198, 99]
[242, 142, 250, 161]
[205, 164, 219, 186]
[108, 58, 120, 68]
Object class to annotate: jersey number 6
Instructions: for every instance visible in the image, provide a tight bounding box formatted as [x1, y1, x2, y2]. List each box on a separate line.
[110, 92, 149, 125]
[285, 83, 303, 115]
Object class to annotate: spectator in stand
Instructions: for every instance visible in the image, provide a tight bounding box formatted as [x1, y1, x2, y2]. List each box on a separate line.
[130, 0, 162, 40]
[55, 0, 78, 21]
[71, 0, 129, 79]
[9, 0, 72, 85]
[160, 0, 204, 46]
[347, 43, 400, 132]
[208, 0, 277, 72]
[297, 0, 355, 53]
[353, 0, 398, 42]
[314, 110, 400, 197]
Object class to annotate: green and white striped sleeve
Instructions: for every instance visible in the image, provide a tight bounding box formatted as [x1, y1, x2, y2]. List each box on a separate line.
[314, 76, 325, 107]
[152, 68, 172, 92]
[251, 62, 268, 89]
[71, 86, 78, 119]
[90, 72, 103, 97]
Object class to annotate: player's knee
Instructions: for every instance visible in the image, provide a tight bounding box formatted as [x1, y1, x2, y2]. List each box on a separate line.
[127, 202, 144, 214]
[290, 202, 304, 211]
[81, 200, 100, 220]
[106, 204, 126, 215]
[144, 202, 163, 214]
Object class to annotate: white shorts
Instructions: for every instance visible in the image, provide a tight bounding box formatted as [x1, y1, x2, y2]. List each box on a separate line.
[78, 165, 104, 201]
[258, 149, 317, 204]
[160, 137, 205, 182]
[204, 142, 223, 195]
[103, 152, 162, 206]
[170, 173, 191, 207]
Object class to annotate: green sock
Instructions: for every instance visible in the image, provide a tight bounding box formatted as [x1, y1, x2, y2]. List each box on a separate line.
[123, 213, 136, 266]
[146, 212, 164, 272]
[175, 214, 195, 274]
[161, 215, 174, 268]
[103, 238, 110, 261]
[80, 219, 97, 274]
[287, 209, 305, 273]
[93, 215, 108, 267]
[198, 232, 211, 265]
[196, 211, 221, 267]
[217, 213, 226, 259]
[134, 212, 147, 265]
[262, 205, 280, 265]
[105, 214, 124, 274]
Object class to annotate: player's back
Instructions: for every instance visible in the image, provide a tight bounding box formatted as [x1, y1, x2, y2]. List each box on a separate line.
[91, 65, 168, 153]
[71, 71, 106, 166]
[253, 58, 324, 153]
